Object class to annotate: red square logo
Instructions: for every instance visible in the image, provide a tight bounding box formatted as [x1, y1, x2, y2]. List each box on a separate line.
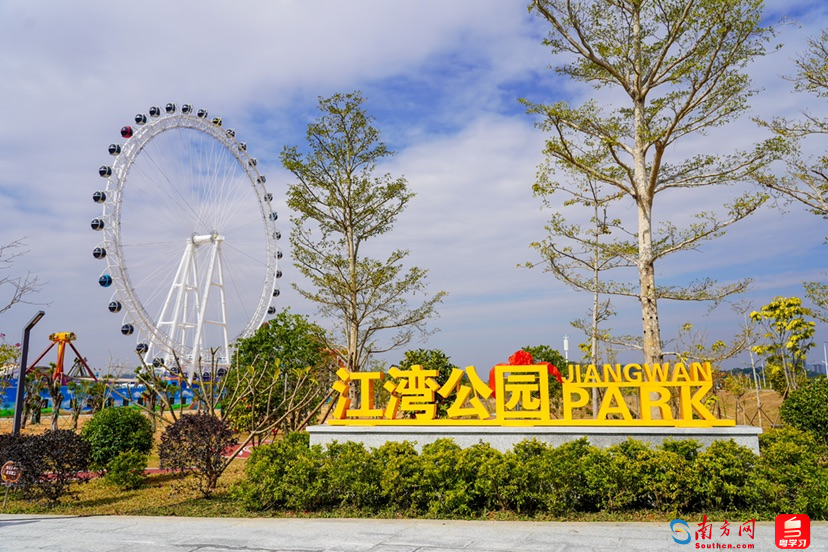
[775, 515, 810, 549]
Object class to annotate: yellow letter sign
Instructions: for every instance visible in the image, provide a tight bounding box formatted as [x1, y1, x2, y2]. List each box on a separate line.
[327, 361, 733, 427]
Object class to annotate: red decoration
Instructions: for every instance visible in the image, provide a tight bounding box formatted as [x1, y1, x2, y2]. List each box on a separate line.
[508, 350, 534, 366]
[488, 350, 563, 398]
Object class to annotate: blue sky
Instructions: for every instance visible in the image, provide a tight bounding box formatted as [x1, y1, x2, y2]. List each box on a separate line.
[0, 0, 826, 375]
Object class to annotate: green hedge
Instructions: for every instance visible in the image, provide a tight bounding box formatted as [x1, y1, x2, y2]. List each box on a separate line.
[234, 429, 828, 519]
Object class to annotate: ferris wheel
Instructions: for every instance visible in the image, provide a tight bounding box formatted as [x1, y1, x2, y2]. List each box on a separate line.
[90, 103, 282, 376]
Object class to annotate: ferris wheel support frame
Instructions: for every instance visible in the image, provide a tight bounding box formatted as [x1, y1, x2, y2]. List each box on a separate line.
[150, 233, 231, 372]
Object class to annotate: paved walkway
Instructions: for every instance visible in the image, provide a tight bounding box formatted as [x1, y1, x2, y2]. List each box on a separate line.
[0, 515, 825, 551]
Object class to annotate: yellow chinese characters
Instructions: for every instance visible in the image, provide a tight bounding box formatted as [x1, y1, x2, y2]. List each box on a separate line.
[332, 368, 385, 419]
[384, 365, 441, 420]
[440, 366, 492, 419]
[492, 365, 550, 421]
[327, 361, 735, 427]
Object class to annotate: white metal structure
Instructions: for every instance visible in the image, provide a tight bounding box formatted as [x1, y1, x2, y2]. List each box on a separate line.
[91, 104, 281, 377]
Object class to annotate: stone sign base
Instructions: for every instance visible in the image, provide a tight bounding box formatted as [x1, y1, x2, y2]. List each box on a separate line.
[307, 425, 762, 454]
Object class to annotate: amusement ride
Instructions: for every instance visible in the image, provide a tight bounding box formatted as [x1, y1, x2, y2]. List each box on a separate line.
[91, 104, 281, 378]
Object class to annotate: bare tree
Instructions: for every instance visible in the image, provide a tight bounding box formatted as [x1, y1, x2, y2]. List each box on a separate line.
[0, 238, 44, 315]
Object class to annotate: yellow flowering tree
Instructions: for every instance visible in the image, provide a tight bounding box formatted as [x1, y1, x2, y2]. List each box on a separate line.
[750, 297, 816, 396]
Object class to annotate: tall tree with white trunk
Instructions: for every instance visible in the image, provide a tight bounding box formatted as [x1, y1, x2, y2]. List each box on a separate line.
[526, 0, 783, 364]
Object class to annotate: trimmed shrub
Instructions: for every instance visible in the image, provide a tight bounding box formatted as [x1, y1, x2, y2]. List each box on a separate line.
[645, 448, 693, 512]
[2, 430, 91, 503]
[476, 442, 520, 512]
[276, 440, 327, 511]
[374, 440, 423, 513]
[542, 438, 596, 514]
[81, 406, 153, 470]
[661, 438, 702, 462]
[749, 427, 828, 518]
[581, 440, 647, 512]
[691, 439, 757, 511]
[105, 451, 148, 490]
[491, 439, 554, 515]
[781, 378, 828, 445]
[457, 442, 504, 514]
[323, 440, 381, 511]
[159, 413, 236, 497]
[416, 438, 467, 516]
[233, 434, 825, 518]
[236, 432, 322, 511]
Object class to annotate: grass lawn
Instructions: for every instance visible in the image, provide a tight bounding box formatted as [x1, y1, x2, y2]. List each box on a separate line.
[1, 459, 254, 517]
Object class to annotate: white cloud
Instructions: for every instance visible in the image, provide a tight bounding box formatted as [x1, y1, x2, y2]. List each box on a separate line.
[0, 0, 826, 374]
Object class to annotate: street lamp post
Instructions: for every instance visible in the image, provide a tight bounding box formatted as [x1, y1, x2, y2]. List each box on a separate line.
[12, 310, 45, 436]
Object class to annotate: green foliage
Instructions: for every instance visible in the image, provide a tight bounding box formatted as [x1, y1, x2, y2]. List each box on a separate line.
[749, 427, 828, 518]
[323, 441, 381, 510]
[781, 377, 828, 445]
[105, 451, 148, 491]
[67, 380, 93, 430]
[237, 432, 326, 511]
[232, 308, 330, 373]
[0, 334, 20, 368]
[414, 438, 470, 516]
[374, 440, 422, 512]
[805, 281, 828, 319]
[81, 406, 154, 470]
[22, 371, 46, 426]
[272, 440, 327, 511]
[454, 442, 504, 514]
[540, 438, 594, 514]
[491, 440, 542, 514]
[159, 413, 237, 497]
[521, 345, 566, 409]
[661, 438, 702, 462]
[692, 440, 757, 511]
[520, 345, 566, 369]
[226, 308, 335, 433]
[281, 91, 445, 373]
[238, 436, 828, 518]
[757, 30, 828, 235]
[580, 442, 631, 511]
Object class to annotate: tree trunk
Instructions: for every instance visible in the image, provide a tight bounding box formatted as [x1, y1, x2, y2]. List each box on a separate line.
[631, 4, 662, 368]
[633, 128, 662, 366]
[632, 5, 664, 419]
[346, 226, 360, 373]
[591, 201, 600, 417]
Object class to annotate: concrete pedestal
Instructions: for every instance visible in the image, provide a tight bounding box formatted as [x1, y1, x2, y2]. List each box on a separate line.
[307, 424, 762, 454]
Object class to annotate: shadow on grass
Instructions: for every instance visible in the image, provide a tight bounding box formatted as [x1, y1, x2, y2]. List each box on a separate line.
[145, 472, 188, 485]
[72, 493, 130, 509]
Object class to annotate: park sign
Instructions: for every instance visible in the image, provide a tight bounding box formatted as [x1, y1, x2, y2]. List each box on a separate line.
[1, 461, 22, 485]
[327, 352, 733, 428]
